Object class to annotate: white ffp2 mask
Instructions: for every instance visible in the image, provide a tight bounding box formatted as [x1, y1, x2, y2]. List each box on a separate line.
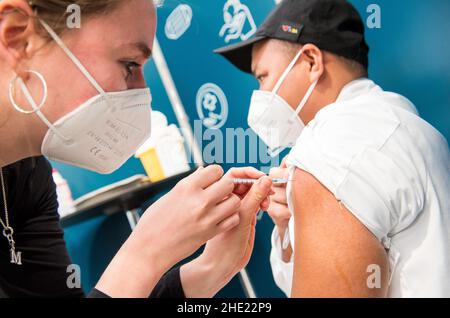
[247, 49, 318, 156]
[41, 88, 152, 174]
[16, 20, 152, 174]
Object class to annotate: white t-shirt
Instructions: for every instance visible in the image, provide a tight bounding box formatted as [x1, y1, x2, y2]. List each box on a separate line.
[270, 78, 450, 297]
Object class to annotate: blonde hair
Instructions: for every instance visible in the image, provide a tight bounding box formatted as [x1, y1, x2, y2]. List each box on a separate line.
[28, 0, 122, 36]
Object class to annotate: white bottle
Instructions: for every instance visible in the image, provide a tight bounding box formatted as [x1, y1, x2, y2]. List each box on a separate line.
[136, 111, 190, 179]
[52, 169, 75, 217]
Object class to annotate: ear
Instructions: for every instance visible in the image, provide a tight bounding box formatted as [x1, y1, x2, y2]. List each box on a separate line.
[300, 44, 324, 83]
[0, 0, 37, 75]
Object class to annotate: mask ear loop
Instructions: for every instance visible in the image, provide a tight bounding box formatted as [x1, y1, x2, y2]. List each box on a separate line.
[8, 70, 71, 142]
[265, 49, 304, 158]
[289, 79, 318, 121]
[271, 49, 304, 96]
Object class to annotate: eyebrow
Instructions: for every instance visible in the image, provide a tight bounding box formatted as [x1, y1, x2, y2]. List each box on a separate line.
[133, 42, 153, 59]
[251, 63, 258, 76]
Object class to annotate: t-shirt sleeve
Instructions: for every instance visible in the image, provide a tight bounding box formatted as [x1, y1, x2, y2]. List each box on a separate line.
[87, 267, 185, 298]
[149, 267, 185, 298]
[287, 108, 425, 243]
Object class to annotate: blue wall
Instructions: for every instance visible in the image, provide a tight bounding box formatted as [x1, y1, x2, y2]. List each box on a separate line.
[351, 0, 450, 139]
[58, 0, 450, 297]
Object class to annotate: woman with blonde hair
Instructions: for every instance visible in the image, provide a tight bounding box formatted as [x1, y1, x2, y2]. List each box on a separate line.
[0, 0, 272, 298]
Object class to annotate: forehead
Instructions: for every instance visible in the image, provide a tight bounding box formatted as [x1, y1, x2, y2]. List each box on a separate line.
[251, 39, 286, 73]
[74, 0, 156, 53]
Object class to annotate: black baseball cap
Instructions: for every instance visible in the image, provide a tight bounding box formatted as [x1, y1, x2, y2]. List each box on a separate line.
[214, 0, 369, 74]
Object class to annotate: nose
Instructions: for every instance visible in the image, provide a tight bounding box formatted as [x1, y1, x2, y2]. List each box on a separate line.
[128, 71, 147, 89]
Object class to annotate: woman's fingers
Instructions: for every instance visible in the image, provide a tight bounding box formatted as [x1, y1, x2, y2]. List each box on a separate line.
[267, 201, 291, 225]
[271, 187, 288, 204]
[204, 175, 235, 203]
[227, 167, 266, 197]
[216, 213, 240, 233]
[189, 165, 224, 189]
[239, 177, 272, 222]
[227, 167, 265, 179]
[269, 166, 289, 189]
[211, 193, 241, 225]
[269, 166, 289, 178]
[261, 196, 271, 211]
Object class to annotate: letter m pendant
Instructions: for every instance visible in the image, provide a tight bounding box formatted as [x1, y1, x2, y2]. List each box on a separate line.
[10, 249, 22, 265]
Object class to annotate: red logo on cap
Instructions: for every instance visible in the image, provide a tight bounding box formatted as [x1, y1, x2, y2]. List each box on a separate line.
[282, 24, 299, 35]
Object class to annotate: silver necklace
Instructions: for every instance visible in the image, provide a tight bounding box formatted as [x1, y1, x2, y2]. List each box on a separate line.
[0, 168, 22, 265]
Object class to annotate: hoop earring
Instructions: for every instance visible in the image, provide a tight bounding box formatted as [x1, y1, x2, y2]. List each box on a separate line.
[8, 70, 48, 114]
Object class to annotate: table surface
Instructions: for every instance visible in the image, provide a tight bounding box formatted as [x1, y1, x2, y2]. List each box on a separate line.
[60, 169, 195, 227]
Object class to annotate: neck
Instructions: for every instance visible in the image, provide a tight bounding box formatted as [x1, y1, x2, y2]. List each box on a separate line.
[302, 71, 364, 125]
[0, 101, 41, 168]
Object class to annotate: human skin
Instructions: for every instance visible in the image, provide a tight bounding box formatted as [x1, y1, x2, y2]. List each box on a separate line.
[251, 39, 389, 297]
[0, 0, 273, 298]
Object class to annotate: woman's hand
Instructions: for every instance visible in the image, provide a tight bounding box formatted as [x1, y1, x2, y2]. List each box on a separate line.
[180, 167, 273, 297]
[96, 165, 242, 297]
[135, 165, 243, 267]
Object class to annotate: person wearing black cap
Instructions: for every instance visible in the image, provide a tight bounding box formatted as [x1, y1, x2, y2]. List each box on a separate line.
[216, 0, 450, 297]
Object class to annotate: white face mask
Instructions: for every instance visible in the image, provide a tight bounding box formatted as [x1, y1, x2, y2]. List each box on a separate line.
[248, 49, 318, 157]
[13, 20, 152, 174]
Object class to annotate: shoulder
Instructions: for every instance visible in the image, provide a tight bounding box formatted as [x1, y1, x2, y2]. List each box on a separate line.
[14, 156, 52, 183]
[4, 156, 55, 206]
[302, 94, 408, 150]
[289, 87, 421, 171]
[287, 90, 426, 242]
[5, 156, 52, 175]
[4, 156, 52, 185]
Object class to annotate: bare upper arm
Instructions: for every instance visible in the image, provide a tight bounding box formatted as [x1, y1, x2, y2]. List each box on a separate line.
[290, 168, 389, 298]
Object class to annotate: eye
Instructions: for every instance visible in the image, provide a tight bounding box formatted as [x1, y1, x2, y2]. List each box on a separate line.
[256, 74, 267, 83]
[121, 60, 141, 80]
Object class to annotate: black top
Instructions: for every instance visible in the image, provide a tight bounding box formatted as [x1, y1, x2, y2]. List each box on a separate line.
[0, 157, 184, 298]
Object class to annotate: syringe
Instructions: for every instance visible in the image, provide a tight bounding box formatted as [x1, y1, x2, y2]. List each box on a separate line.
[233, 178, 289, 185]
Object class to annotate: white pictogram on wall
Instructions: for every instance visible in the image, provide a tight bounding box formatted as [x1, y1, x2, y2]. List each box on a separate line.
[219, 0, 257, 43]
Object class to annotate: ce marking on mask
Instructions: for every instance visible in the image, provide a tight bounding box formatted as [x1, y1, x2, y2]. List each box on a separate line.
[196, 83, 229, 130]
[90, 146, 102, 157]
